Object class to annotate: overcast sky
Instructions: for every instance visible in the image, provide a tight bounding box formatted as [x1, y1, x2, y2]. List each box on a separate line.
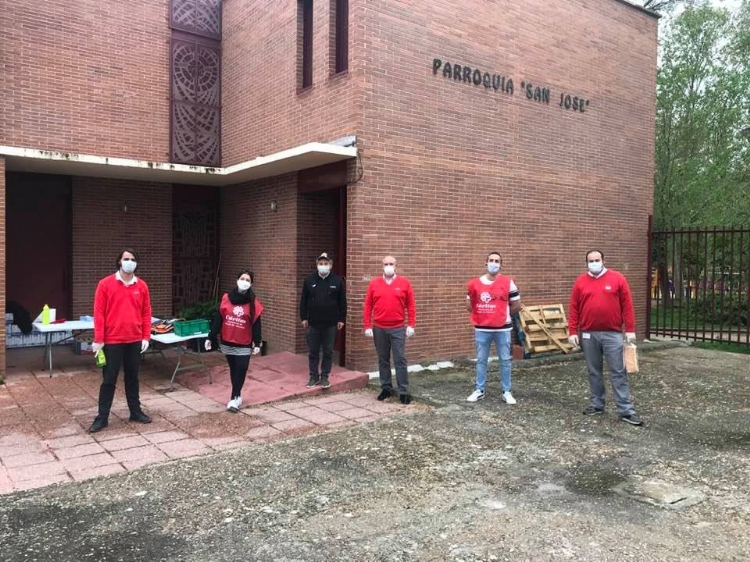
[712, 0, 741, 9]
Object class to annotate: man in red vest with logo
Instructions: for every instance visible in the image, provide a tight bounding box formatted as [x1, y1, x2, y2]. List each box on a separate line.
[466, 252, 522, 404]
[363, 255, 416, 404]
[568, 250, 642, 426]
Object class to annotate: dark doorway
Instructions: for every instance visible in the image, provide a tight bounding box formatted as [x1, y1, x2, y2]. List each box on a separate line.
[172, 185, 220, 315]
[6, 173, 72, 320]
[297, 161, 348, 366]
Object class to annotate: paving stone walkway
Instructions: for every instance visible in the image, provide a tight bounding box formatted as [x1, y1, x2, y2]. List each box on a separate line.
[0, 348, 422, 494]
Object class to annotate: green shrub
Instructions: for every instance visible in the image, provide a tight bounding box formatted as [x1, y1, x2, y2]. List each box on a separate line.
[179, 299, 219, 321]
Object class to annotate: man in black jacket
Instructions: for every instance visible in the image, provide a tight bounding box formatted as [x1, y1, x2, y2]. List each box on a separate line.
[300, 252, 347, 389]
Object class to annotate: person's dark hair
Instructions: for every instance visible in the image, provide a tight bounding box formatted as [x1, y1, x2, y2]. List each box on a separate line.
[237, 269, 255, 283]
[116, 249, 139, 271]
[486, 251, 502, 262]
[585, 250, 605, 262]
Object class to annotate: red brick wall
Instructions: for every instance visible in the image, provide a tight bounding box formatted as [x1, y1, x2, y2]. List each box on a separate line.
[0, 157, 5, 378]
[344, 0, 657, 369]
[71, 178, 173, 319]
[0, 0, 170, 161]
[219, 174, 299, 353]
[221, 0, 362, 165]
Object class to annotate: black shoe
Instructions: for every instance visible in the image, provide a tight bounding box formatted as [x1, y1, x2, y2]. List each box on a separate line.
[620, 414, 643, 426]
[306, 376, 320, 388]
[583, 406, 604, 416]
[399, 394, 412, 405]
[320, 375, 331, 389]
[88, 417, 108, 433]
[377, 389, 392, 401]
[129, 411, 152, 424]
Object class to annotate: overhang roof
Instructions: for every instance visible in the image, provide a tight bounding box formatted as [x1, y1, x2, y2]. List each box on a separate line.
[0, 142, 357, 186]
[612, 0, 660, 19]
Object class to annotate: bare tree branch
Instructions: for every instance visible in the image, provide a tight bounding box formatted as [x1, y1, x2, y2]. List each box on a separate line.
[641, 0, 682, 13]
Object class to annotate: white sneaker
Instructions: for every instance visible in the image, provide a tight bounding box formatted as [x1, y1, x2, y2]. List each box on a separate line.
[234, 396, 243, 410]
[226, 398, 238, 412]
[503, 391, 517, 405]
[466, 390, 485, 402]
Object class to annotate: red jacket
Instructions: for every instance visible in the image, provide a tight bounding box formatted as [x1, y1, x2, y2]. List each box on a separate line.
[568, 269, 635, 335]
[363, 276, 416, 329]
[94, 274, 152, 344]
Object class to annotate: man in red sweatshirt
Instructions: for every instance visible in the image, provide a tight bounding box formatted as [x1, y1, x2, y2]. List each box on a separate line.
[363, 255, 416, 404]
[88, 249, 153, 433]
[568, 250, 642, 426]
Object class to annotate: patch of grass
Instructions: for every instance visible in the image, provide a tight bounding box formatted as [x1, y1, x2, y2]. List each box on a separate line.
[692, 341, 750, 355]
[649, 307, 743, 333]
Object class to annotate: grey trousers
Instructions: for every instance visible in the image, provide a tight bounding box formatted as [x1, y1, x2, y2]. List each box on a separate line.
[373, 326, 408, 395]
[581, 331, 636, 416]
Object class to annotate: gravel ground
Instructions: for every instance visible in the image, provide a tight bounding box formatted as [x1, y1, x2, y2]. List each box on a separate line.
[1, 344, 749, 562]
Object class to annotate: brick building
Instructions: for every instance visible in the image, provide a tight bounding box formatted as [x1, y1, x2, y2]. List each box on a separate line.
[0, 0, 657, 374]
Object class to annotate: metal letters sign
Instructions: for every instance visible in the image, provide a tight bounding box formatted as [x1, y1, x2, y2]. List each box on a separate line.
[432, 58, 591, 114]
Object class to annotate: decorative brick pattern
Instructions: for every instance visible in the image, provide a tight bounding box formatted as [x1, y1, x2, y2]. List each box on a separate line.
[171, 0, 222, 39]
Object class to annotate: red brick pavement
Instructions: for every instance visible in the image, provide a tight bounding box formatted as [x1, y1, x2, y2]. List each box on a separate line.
[0, 347, 424, 494]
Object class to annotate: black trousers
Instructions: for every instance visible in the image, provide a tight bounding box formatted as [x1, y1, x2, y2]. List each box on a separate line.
[226, 354, 251, 398]
[97, 342, 142, 420]
[306, 325, 337, 378]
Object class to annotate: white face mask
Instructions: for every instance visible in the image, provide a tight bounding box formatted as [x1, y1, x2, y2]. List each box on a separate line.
[487, 263, 501, 274]
[383, 265, 395, 277]
[317, 265, 331, 275]
[237, 280, 251, 292]
[588, 261, 603, 275]
[121, 260, 137, 274]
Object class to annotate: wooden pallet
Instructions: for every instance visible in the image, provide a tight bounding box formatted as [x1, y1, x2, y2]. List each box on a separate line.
[518, 304, 575, 355]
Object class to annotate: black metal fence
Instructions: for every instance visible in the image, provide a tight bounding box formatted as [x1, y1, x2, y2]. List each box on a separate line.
[647, 220, 750, 346]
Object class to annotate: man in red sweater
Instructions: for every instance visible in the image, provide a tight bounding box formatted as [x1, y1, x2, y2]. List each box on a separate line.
[88, 249, 153, 433]
[568, 250, 642, 426]
[363, 255, 416, 404]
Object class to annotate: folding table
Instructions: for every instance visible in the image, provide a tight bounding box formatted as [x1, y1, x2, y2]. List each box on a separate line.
[32, 320, 94, 372]
[149, 332, 211, 391]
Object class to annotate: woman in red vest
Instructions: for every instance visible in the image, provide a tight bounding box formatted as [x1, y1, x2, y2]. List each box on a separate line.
[205, 270, 263, 412]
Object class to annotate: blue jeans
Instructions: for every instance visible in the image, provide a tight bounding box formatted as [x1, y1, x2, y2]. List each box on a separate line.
[474, 330, 512, 393]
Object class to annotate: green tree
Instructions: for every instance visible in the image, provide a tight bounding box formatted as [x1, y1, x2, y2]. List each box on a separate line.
[655, 1, 750, 229]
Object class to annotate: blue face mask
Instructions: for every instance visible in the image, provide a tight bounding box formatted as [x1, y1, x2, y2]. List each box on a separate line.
[487, 263, 501, 274]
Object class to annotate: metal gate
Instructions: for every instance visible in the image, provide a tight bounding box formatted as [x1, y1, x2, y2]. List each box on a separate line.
[647, 220, 750, 346]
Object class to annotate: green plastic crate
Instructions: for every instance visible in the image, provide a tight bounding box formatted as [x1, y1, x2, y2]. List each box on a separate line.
[174, 319, 210, 337]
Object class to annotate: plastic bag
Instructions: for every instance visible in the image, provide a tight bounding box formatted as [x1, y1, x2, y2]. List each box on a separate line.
[95, 349, 107, 368]
[623, 342, 639, 374]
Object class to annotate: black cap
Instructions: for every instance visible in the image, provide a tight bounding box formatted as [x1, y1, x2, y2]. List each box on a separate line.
[317, 252, 332, 261]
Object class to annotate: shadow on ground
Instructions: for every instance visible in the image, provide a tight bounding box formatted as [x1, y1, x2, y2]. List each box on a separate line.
[1, 346, 749, 561]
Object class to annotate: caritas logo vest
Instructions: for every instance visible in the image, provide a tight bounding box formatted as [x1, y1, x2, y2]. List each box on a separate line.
[219, 294, 263, 345]
[469, 276, 511, 327]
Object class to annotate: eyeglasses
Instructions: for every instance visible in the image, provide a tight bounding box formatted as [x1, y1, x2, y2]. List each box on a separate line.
[121, 258, 136, 261]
